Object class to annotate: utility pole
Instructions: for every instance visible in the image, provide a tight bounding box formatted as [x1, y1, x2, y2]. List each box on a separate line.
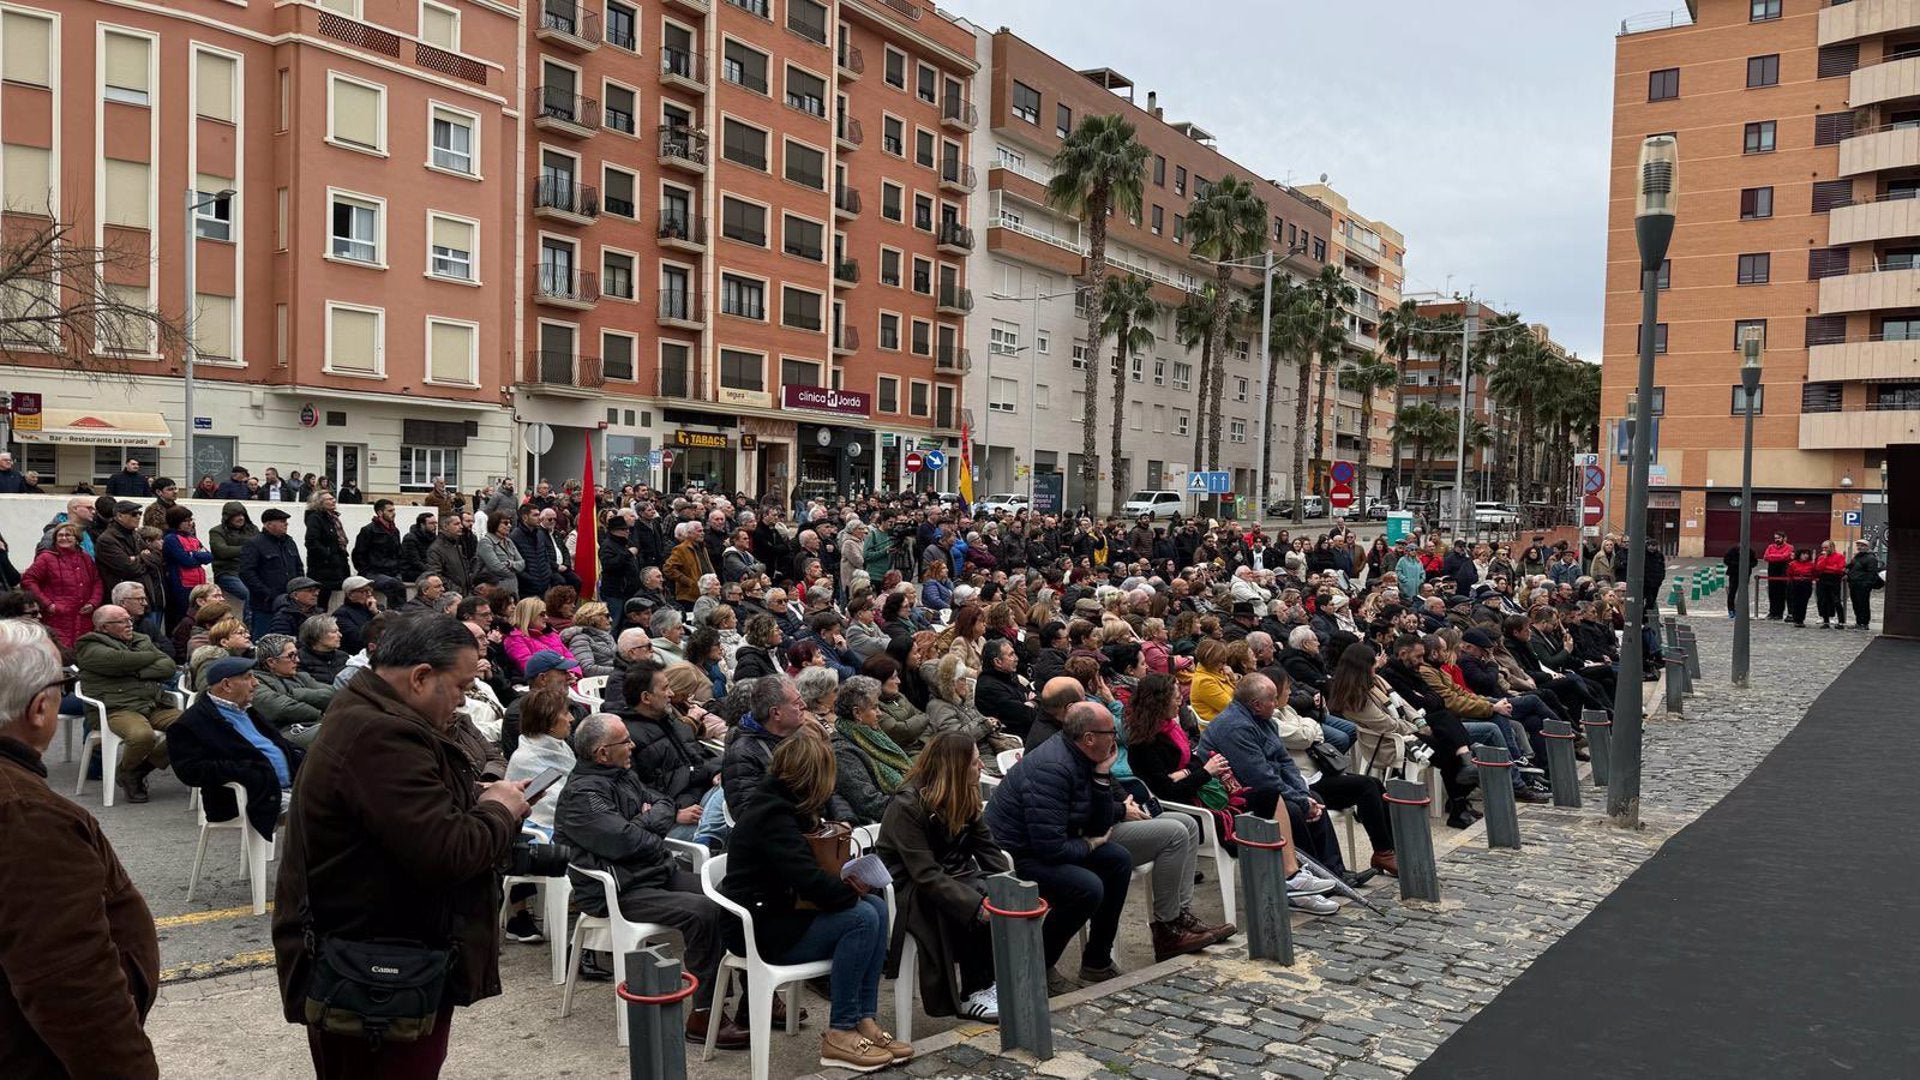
[1453, 299, 1476, 536]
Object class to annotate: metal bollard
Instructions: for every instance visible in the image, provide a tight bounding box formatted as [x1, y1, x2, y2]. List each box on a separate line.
[1473, 743, 1521, 849]
[1540, 720, 1581, 808]
[1232, 814, 1294, 965]
[1582, 709, 1612, 788]
[619, 946, 693, 1080]
[1664, 653, 1687, 715]
[985, 872, 1054, 1060]
[1674, 577, 1689, 615]
[1662, 615, 1680, 652]
[1678, 626, 1702, 682]
[1384, 778, 1440, 901]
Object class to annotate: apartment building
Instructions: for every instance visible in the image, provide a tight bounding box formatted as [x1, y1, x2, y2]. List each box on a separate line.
[1607, 0, 1904, 556]
[1294, 182, 1404, 504]
[961, 27, 1331, 513]
[513, 0, 976, 500]
[0, 0, 517, 495]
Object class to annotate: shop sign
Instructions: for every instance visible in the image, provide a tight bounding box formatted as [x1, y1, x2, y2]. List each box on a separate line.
[672, 430, 731, 450]
[717, 386, 771, 409]
[781, 384, 871, 417]
[742, 433, 759, 452]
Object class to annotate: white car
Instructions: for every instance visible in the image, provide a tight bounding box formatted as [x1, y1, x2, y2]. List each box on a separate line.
[1474, 501, 1519, 527]
[1121, 490, 1186, 520]
[976, 492, 1030, 515]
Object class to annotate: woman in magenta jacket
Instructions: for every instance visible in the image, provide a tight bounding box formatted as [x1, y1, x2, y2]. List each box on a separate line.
[22, 522, 101, 652]
[501, 595, 575, 678]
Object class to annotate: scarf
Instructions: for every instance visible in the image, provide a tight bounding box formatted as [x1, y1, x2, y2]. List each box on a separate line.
[1160, 715, 1191, 763]
[843, 721, 911, 794]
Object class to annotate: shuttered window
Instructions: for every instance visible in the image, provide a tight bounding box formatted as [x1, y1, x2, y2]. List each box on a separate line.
[2, 12, 52, 87]
[1811, 179, 1854, 213]
[1804, 315, 1847, 347]
[427, 319, 475, 384]
[1813, 112, 1855, 147]
[2, 144, 50, 212]
[103, 32, 151, 101]
[196, 53, 236, 122]
[328, 75, 385, 151]
[102, 158, 150, 227]
[193, 294, 235, 359]
[1817, 44, 1859, 79]
[327, 305, 383, 374]
[1807, 248, 1851, 279]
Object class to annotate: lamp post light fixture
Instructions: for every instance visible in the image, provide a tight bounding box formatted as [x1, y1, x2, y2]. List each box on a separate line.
[1609, 134, 1677, 829]
[1732, 329, 1762, 688]
[183, 186, 236, 477]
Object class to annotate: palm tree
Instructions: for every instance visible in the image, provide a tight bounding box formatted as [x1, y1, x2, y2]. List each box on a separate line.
[1047, 115, 1149, 510]
[1175, 287, 1217, 466]
[1340, 352, 1399, 505]
[1305, 266, 1358, 496]
[1391, 401, 1451, 500]
[1187, 175, 1268, 476]
[1481, 315, 1548, 503]
[1098, 273, 1158, 510]
[1377, 299, 1423, 505]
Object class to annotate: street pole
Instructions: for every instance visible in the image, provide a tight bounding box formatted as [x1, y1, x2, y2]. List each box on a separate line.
[1029, 289, 1041, 504]
[183, 188, 198, 479]
[1452, 299, 1474, 535]
[1255, 248, 1276, 520]
[1732, 331, 1762, 687]
[1609, 135, 1678, 828]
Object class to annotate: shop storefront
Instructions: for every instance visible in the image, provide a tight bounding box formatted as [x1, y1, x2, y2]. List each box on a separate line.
[666, 427, 734, 493]
[783, 385, 875, 503]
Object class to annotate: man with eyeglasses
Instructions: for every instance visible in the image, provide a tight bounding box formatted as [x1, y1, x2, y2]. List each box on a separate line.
[169, 655, 304, 838]
[0, 619, 161, 1077]
[601, 628, 653, 712]
[74, 604, 182, 803]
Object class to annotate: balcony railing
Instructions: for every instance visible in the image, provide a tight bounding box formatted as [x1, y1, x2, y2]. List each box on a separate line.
[659, 363, 692, 399]
[661, 46, 706, 88]
[837, 115, 864, 148]
[536, 88, 600, 132]
[659, 125, 709, 168]
[833, 324, 860, 353]
[834, 187, 862, 217]
[319, 10, 485, 84]
[940, 160, 976, 192]
[605, 101, 636, 134]
[838, 43, 865, 76]
[937, 284, 973, 313]
[784, 307, 824, 332]
[659, 289, 704, 324]
[723, 63, 769, 94]
[936, 345, 971, 373]
[834, 258, 860, 285]
[415, 43, 486, 85]
[880, 0, 921, 20]
[538, 0, 601, 48]
[941, 94, 978, 130]
[658, 211, 707, 246]
[535, 266, 599, 306]
[533, 177, 599, 219]
[788, 8, 828, 43]
[937, 222, 975, 252]
[527, 350, 606, 390]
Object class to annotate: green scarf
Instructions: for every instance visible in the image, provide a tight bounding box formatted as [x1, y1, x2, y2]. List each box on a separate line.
[843, 722, 912, 794]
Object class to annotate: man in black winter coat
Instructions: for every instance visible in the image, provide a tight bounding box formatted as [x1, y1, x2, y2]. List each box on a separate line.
[399, 513, 437, 581]
[718, 676, 852, 820]
[351, 499, 408, 609]
[168, 657, 304, 842]
[598, 517, 643, 610]
[623, 663, 720, 817]
[975, 639, 1035, 739]
[239, 509, 303, 631]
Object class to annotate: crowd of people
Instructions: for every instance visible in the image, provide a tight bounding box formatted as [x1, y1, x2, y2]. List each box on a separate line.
[0, 461, 1889, 1079]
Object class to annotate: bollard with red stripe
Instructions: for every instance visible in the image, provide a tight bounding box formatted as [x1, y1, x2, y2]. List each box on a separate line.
[1473, 744, 1522, 849]
[1384, 778, 1441, 901]
[985, 872, 1054, 1060]
[1232, 814, 1294, 965]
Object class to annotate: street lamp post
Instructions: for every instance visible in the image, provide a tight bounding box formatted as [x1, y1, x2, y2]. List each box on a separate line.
[1453, 299, 1476, 535]
[1609, 135, 1678, 829]
[1732, 330, 1763, 687]
[183, 186, 235, 478]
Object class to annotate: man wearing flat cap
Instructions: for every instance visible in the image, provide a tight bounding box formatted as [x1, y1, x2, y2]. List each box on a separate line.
[168, 655, 305, 841]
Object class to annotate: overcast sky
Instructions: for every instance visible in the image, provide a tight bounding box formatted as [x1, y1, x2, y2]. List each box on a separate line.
[944, 0, 1634, 360]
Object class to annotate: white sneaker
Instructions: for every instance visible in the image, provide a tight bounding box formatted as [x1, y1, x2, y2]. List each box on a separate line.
[1289, 893, 1339, 916]
[959, 985, 1000, 1022]
[1286, 869, 1338, 896]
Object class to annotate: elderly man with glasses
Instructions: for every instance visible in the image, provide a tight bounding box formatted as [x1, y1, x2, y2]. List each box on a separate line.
[74, 604, 182, 803]
[169, 655, 305, 839]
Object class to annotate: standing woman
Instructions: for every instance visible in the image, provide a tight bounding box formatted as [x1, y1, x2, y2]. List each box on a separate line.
[1785, 547, 1816, 627]
[21, 522, 101, 652]
[1812, 539, 1848, 629]
[303, 491, 351, 610]
[1846, 539, 1884, 630]
[722, 733, 906, 1072]
[161, 505, 215, 630]
[477, 511, 526, 599]
[875, 731, 1010, 1023]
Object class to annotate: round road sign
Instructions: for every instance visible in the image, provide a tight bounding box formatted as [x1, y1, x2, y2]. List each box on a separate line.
[1583, 495, 1604, 525]
[922, 449, 947, 472]
[524, 422, 556, 456]
[1328, 483, 1355, 510]
[905, 450, 925, 473]
[1330, 460, 1356, 486]
[661, 449, 676, 469]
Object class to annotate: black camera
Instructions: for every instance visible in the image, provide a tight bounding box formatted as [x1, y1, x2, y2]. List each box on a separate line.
[504, 838, 576, 878]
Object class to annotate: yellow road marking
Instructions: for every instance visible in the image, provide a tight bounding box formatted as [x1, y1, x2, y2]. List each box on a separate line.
[154, 903, 272, 929]
[160, 948, 275, 983]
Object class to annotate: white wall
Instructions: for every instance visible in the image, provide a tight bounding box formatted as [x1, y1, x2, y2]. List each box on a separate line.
[0, 494, 381, 557]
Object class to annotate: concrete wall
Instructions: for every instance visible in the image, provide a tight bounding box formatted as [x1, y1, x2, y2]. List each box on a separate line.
[0, 494, 380, 560]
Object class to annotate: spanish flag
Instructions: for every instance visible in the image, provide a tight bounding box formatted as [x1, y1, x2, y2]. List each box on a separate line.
[956, 422, 974, 510]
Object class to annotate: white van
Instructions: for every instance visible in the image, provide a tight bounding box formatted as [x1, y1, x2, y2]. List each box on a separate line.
[1121, 490, 1185, 520]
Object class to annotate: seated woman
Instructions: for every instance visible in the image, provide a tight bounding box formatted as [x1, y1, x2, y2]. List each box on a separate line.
[1324, 642, 1418, 777]
[795, 664, 840, 733]
[861, 655, 930, 752]
[830, 675, 913, 825]
[189, 617, 253, 691]
[1188, 637, 1239, 727]
[502, 685, 577, 942]
[1124, 672, 1228, 808]
[503, 597, 574, 679]
[295, 614, 347, 686]
[730, 614, 786, 682]
[875, 731, 1008, 1023]
[559, 600, 618, 677]
[721, 733, 906, 1071]
[925, 652, 1018, 769]
[1270, 669, 1397, 877]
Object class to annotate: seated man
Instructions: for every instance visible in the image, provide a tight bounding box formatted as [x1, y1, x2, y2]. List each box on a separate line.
[1021, 676, 1085, 751]
[268, 576, 324, 638]
[601, 627, 655, 711]
[330, 576, 380, 656]
[1457, 628, 1565, 762]
[973, 639, 1036, 740]
[169, 656, 304, 839]
[1278, 626, 1354, 751]
[555, 714, 746, 1047]
[1196, 675, 1343, 915]
[718, 675, 852, 821]
[622, 662, 723, 840]
[250, 634, 334, 747]
[74, 604, 181, 803]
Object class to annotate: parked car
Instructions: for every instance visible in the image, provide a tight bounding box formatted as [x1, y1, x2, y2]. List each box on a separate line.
[977, 492, 1031, 516]
[1474, 501, 1520, 527]
[1121, 490, 1186, 520]
[1365, 498, 1391, 521]
[1301, 495, 1326, 518]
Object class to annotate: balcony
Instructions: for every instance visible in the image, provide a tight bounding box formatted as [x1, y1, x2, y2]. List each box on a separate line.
[1840, 123, 1920, 177]
[939, 160, 976, 194]
[1807, 334, 1920, 382]
[1829, 192, 1920, 245]
[833, 324, 859, 355]
[1799, 401, 1920, 449]
[935, 345, 972, 374]
[936, 221, 974, 255]
[532, 177, 599, 224]
[834, 258, 860, 287]
[661, 47, 707, 92]
[1851, 54, 1920, 109]
[658, 289, 705, 329]
[534, 88, 599, 137]
[1817, 263, 1920, 313]
[658, 125, 709, 173]
[936, 283, 973, 315]
[534, 266, 599, 309]
[658, 363, 694, 400]
[657, 211, 707, 253]
[838, 43, 864, 79]
[725, 0, 771, 17]
[665, 0, 709, 11]
[836, 114, 864, 151]
[1820, 0, 1920, 46]
[787, 8, 828, 45]
[523, 350, 605, 395]
[940, 94, 978, 132]
[536, 1, 601, 51]
[834, 186, 861, 219]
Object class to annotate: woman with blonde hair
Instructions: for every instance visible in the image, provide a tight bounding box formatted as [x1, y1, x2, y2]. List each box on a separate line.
[560, 600, 618, 677]
[1188, 637, 1239, 726]
[503, 596, 574, 677]
[190, 617, 253, 690]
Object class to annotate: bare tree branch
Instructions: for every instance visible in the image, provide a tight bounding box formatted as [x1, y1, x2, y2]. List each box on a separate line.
[0, 200, 188, 379]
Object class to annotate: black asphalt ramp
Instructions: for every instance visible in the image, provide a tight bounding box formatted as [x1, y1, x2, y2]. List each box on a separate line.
[1411, 637, 1920, 1079]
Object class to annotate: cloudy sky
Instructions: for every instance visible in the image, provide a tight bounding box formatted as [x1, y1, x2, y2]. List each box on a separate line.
[944, 0, 1635, 360]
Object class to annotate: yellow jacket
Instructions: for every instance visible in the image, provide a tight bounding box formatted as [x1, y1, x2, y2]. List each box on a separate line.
[1189, 665, 1237, 727]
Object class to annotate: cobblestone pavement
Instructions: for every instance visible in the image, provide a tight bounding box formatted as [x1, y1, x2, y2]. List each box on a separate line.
[842, 611, 1871, 1080]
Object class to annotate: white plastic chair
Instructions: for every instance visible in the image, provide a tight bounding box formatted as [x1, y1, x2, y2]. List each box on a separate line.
[70, 683, 119, 806]
[187, 782, 275, 914]
[700, 854, 838, 1080]
[665, 836, 711, 875]
[572, 675, 609, 708]
[994, 748, 1023, 775]
[500, 871, 573, 986]
[559, 865, 676, 1046]
[1162, 800, 1236, 925]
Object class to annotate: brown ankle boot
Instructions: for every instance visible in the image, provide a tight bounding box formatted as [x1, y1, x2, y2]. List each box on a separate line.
[1150, 918, 1216, 962]
[684, 1008, 749, 1050]
[1370, 850, 1399, 877]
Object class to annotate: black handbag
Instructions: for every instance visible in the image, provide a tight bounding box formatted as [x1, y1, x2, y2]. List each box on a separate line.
[1306, 740, 1350, 776]
[303, 935, 455, 1046]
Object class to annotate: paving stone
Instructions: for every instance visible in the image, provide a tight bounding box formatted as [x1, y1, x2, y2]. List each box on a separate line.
[1203, 1026, 1270, 1051]
[1130, 1066, 1192, 1080]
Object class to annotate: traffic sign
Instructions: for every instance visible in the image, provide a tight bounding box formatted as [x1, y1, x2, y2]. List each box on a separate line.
[660, 449, 675, 469]
[1186, 471, 1230, 495]
[922, 448, 947, 472]
[1329, 460, 1356, 486]
[1328, 483, 1355, 510]
[648, 449, 663, 469]
[1582, 464, 1606, 495]
[1843, 510, 1862, 527]
[525, 422, 556, 456]
[1577, 453, 1600, 468]
[1583, 495, 1604, 526]
[905, 450, 925, 473]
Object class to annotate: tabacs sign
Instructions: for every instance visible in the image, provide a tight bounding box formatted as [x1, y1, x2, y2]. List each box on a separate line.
[672, 430, 730, 449]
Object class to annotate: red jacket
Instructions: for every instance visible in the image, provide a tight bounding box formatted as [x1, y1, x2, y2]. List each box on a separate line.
[21, 546, 102, 652]
[1786, 559, 1816, 582]
[1762, 542, 1795, 566]
[1813, 552, 1847, 578]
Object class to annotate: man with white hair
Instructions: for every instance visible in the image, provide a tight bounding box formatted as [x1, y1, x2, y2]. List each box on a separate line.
[74, 605, 181, 802]
[1245, 630, 1276, 670]
[664, 521, 713, 605]
[0, 449, 25, 493]
[0, 619, 161, 1076]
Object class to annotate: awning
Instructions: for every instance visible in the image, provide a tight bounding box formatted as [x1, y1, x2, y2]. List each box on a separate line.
[14, 409, 173, 447]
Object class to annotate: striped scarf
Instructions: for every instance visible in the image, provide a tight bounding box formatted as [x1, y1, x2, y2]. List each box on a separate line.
[842, 721, 912, 795]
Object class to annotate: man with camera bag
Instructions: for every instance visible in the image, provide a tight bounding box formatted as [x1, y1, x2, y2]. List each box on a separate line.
[272, 613, 531, 1079]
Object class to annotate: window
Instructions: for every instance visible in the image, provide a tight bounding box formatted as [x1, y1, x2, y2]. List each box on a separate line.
[720, 274, 765, 319]
[428, 213, 475, 280]
[602, 166, 636, 218]
[602, 250, 635, 299]
[1818, 43, 1860, 79]
[720, 196, 767, 245]
[911, 257, 932, 293]
[1812, 179, 1853, 213]
[1743, 121, 1776, 154]
[606, 1, 636, 49]
[1171, 361, 1192, 391]
[879, 312, 900, 350]
[1130, 354, 1144, 382]
[1152, 358, 1166, 385]
[915, 129, 935, 168]
[881, 182, 902, 222]
[604, 84, 636, 134]
[786, 66, 826, 117]
[781, 358, 821, 388]
[722, 40, 769, 93]
[1648, 68, 1679, 101]
[1314, 238, 1326, 261]
[1656, 259, 1671, 290]
[1639, 322, 1669, 355]
[1808, 247, 1851, 278]
[1174, 167, 1186, 196]
[904, 318, 928, 356]
[1737, 253, 1770, 284]
[880, 248, 902, 286]
[877, 376, 900, 413]
[915, 63, 936, 104]
[1746, 55, 1779, 88]
[909, 381, 930, 418]
[1731, 384, 1765, 415]
[423, 318, 476, 384]
[1151, 206, 1164, 235]
[1011, 81, 1040, 124]
[398, 447, 458, 491]
[987, 320, 1020, 355]
[326, 303, 383, 375]
[1172, 214, 1184, 243]
[191, 293, 234, 360]
[1037, 329, 1051, 354]
[722, 118, 768, 170]
[1070, 342, 1090, 370]
[1174, 409, 1190, 437]
[100, 159, 148, 227]
[328, 74, 386, 153]
[782, 141, 826, 191]
[782, 287, 823, 331]
[1056, 103, 1073, 139]
[1751, 0, 1780, 20]
[783, 215, 824, 261]
[788, 0, 827, 44]
[1813, 113, 1855, 146]
[1805, 315, 1847, 346]
[883, 116, 905, 156]
[989, 377, 1018, 413]
[913, 194, 933, 231]
[420, 1, 459, 48]
[193, 180, 234, 241]
[195, 52, 236, 123]
[719, 349, 764, 391]
[329, 192, 382, 264]
[1234, 377, 1248, 403]
[1228, 419, 1247, 444]
[102, 31, 151, 105]
[1739, 186, 1773, 219]
[1733, 319, 1767, 350]
[428, 106, 476, 174]
[2, 12, 52, 87]
[884, 47, 905, 89]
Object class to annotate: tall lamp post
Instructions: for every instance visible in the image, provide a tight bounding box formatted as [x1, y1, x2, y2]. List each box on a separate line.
[183, 186, 235, 478]
[1609, 135, 1678, 828]
[1732, 329, 1763, 687]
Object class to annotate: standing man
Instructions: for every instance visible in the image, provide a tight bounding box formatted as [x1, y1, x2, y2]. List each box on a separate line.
[0, 450, 26, 493]
[240, 508, 304, 638]
[0, 619, 160, 1078]
[272, 614, 531, 1079]
[104, 458, 151, 498]
[140, 478, 181, 532]
[352, 498, 409, 610]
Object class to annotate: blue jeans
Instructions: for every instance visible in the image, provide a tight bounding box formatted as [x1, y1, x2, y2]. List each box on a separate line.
[773, 893, 888, 1030]
[1319, 715, 1356, 752]
[1462, 720, 1527, 790]
[691, 785, 729, 846]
